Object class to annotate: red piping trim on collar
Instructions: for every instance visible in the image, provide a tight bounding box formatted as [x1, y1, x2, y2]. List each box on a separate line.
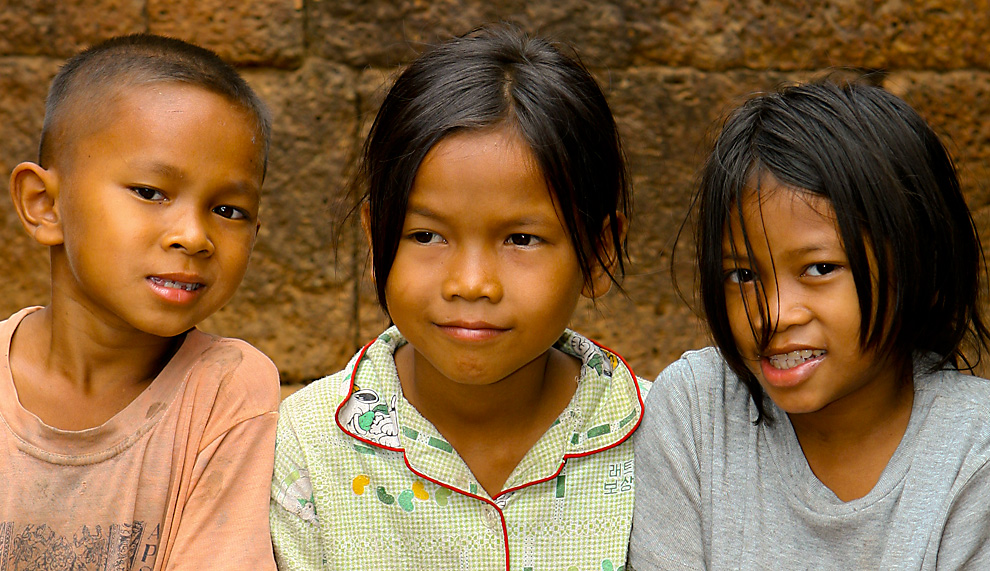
[402, 455, 511, 570]
[334, 333, 646, 569]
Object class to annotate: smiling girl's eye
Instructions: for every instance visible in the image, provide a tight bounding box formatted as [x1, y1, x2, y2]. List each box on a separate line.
[411, 231, 443, 244]
[507, 234, 542, 247]
[805, 263, 838, 277]
[131, 186, 165, 201]
[213, 205, 248, 220]
[725, 268, 756, 284]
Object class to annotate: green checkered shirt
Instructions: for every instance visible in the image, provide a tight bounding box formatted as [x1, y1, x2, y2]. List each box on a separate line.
[271, 327, 651, 570]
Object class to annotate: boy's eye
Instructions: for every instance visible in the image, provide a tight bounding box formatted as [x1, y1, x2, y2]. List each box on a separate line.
[507, 234, 541, 247]
[805, 263, 838, 277]
[725, 268, 756, 284]
[411, 231, 443, 244]
[213, 205, 248, 220]
[131, 186, 165, 201]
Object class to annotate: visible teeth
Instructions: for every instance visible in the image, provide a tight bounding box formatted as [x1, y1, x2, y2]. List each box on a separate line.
[153, 277, 200, 291]
[768, 349, 825, 370]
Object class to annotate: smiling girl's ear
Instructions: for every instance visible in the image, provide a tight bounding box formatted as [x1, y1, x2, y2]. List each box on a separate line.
[582, 213, 627, 299]
[10, 161, 64, 246]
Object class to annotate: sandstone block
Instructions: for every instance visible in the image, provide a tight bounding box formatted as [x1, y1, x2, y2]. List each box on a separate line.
[149, 0, 303, 67]
[52, 0, 145, 57]
[306, 0, 634, 68]
[0, 58, 60, 317]
[625, 0, 990, 71]
[0, 0, 55, 56]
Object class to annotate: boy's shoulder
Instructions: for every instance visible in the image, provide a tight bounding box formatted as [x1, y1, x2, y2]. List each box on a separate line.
[172, 329, 281, 421]
[278, 365, 350, 430]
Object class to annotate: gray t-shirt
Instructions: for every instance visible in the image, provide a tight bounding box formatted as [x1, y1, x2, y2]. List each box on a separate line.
[629, 348, 990, 570]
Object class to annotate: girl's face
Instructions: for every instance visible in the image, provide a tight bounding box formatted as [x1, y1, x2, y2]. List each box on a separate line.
[383, 128, 600, 387]
[721, 177, 902, 416]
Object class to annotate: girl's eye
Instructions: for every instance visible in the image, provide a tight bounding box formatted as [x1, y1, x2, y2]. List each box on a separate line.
[131, 186, 165, 201]
[411, 231, 443, 244]
[725, 268, 756, 284]
[507, 234, 542, 247]
[805, 263, 838, 277]
[213, 205, 248, 220]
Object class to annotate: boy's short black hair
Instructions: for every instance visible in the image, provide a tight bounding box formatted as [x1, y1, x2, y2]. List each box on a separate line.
[40, 33, 271, 175]
[360, 24, 629, 314]
[692, 80, 989, 421]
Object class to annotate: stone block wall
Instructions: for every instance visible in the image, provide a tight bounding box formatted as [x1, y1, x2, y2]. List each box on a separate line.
[2, 0, 989, 383]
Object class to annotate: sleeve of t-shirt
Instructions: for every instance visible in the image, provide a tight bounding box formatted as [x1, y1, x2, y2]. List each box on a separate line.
[270, 396, 325, 571]
[627, 352, 708, 570]
[935, 449, 990, 566]
[164, 342, 280, 570]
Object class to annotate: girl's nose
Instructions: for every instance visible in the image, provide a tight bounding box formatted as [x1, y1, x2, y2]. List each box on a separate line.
[163, 209, 214, 257]
[441, 247, 502, 302]
[761, 279, 812, 332]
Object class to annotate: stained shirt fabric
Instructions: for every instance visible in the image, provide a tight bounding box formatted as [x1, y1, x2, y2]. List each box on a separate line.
[628, 347, 990, 570]
[0, 307, 280, 570]
[271, 326, 650, 570]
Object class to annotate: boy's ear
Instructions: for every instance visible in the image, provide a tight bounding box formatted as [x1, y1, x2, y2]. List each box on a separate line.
[581, 213, 628, 299]
[9, 162, 63, 246]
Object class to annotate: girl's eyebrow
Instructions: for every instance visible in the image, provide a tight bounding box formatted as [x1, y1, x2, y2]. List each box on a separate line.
[404, 203, 448, 221]
[406, 204, 553, 227]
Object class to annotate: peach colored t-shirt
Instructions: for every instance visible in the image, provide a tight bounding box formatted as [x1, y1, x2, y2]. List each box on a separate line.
[0, 307, 279, 570]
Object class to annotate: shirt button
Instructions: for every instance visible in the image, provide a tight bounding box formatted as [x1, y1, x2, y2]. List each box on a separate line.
[482, 505, 501, 530]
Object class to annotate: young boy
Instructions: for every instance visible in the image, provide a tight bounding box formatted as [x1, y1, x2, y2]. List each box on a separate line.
[0, 35, 279, 569]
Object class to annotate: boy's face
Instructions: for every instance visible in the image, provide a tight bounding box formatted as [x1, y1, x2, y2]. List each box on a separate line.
[50, 82, 264, 338]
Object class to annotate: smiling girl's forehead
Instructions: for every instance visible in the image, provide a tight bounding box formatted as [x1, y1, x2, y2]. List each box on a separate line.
[724, 179, 843, 256]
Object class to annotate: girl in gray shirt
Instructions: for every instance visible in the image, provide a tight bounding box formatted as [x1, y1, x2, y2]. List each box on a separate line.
[629, 81, 990, 569]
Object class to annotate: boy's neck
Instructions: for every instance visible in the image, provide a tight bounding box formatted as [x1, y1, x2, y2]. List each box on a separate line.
[8, 306, 181, 430]
[395, 343, 580, 496]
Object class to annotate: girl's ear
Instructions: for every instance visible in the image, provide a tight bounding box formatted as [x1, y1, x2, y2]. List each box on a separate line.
[9, 162, 63, 246]
[581, 213, 627, 299]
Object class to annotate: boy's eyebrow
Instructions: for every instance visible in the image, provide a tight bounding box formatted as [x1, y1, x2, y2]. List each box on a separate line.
[132, 160, 260, 194]
[135, 160, 187, 180]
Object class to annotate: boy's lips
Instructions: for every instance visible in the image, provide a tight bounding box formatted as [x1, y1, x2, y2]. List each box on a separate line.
[148, 276, 203, 291]
[147, 275, 205, 303]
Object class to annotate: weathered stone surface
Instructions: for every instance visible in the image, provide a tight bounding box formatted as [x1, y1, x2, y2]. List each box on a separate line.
[0, 0, 56, 56]
[306, 0, 634, 68]
[885, 71, 990, 311]
[625, 0, 990, 71]
[148, 0, 303, 67]
[0, 58, 59, 317]
[52, 0, 145, 56]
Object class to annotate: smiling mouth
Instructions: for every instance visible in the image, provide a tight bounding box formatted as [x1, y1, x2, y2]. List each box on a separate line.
[149, 276, 203, 291]
[767, 349, 825, 370]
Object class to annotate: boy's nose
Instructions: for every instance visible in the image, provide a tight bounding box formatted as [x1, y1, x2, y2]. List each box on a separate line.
[441, 247, 502, 302]
[164, 212, 214, 256]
